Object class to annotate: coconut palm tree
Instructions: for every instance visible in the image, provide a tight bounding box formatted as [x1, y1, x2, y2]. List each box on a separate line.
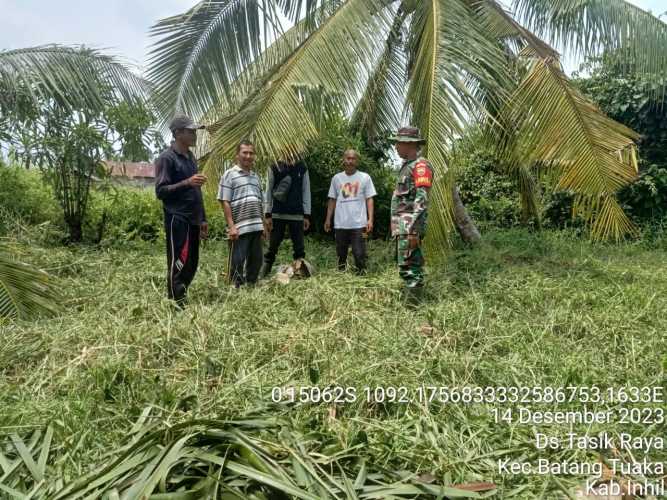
[1, 45, 148, 319]
[147, 0, 667, 246]
[0, 45, 146, 111]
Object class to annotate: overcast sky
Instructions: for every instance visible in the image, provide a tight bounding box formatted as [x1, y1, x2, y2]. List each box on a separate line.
[1, 0, 665, 72]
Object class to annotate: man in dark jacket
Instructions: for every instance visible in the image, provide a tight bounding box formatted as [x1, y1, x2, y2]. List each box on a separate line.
[154, 115, 208, 305]
[260, 159, 311, 278]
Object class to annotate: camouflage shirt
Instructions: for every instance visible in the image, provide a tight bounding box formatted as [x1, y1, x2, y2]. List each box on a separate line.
[390, 157, 434, 237]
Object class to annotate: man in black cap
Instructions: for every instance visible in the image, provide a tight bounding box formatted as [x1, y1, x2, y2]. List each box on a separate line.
[155, 115, 208, 305]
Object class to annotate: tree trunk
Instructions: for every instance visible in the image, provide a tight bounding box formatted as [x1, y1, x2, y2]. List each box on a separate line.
[67, 219, 83, 243]
[452, 185, 481, 245]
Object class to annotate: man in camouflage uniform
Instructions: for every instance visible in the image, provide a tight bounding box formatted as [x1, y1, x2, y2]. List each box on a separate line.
[390, 127, 434, 304]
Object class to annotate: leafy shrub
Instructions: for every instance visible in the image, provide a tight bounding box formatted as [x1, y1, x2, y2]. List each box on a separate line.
[453, 143, 523, 228]
[574, 52, 667, 224]
[85, 184, 163, 243]
[0, 166, 61, 234]
[618, 164, 667, 221]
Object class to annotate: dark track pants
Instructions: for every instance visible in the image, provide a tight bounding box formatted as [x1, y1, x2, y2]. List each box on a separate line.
[165, 214, 200, 303]
[263, 219, 305, 271]
[228, 231, 263, 287]
[335, 228, 366, 273]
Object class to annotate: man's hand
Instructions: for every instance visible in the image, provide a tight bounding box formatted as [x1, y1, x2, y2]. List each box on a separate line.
[265, 218, 273, 233]
[324, 220, 332, 233]
[408, 234, 420, 249]
[304, 218, 311, 231]
[228, 224, 240, 240]
[200, 222, 209, 240]
[366, 220, 373, 234]
[187, 173, 207, 187]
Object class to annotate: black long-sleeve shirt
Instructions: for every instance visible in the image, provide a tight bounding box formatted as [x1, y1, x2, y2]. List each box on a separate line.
[154, 146, 206, 225]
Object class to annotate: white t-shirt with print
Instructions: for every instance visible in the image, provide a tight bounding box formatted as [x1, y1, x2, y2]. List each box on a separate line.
[327, 171, 377, 229]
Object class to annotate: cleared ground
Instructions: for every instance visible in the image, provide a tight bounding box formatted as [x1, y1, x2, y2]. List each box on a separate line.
[2, 228, 666, 497]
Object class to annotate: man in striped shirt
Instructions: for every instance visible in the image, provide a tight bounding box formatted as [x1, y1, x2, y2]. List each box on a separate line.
[218, 140, 267, 287]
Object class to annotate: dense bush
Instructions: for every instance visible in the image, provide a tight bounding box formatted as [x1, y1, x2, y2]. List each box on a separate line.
[0, 166, 61, 234]
[85, 184, 163, 243]
[573, 53, 667, 224]
[619, 164, 667, 222]
[453, 147, 523, 228]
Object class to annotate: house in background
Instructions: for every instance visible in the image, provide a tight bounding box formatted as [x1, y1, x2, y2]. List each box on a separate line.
[103, 161, 155, 188]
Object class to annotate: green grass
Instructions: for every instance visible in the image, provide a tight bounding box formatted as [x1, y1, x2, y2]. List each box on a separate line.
[2, 228, 666, 497]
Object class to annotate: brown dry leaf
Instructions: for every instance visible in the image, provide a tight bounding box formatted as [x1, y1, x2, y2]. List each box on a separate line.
[327, 405, 337, 421]
[451, 482, 496, 492]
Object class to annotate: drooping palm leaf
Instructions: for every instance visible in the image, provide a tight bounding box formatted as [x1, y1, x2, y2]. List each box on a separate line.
[147, 0, 281, 121]
[0, 247, 59, 321]
[350, 7, 408, 142]
[149, 0, 663, 243]
[507, 56, 639, 240]
[147, 0, 335, 124]
[207, 0, 393, 163]
[405, 0, 515, 248]
[513, 0, 667, 79]
[471, 0, 559, 223]
[0, 45, 147, 111]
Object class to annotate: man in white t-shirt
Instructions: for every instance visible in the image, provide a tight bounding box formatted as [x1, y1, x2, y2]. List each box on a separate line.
[324, 149, 377, 274]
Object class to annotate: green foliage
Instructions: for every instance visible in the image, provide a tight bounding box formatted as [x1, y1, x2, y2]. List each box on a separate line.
[103, 101, 166, 162]
[0, 166, 164, 244]
[453, 148, 523, 229]
[2, 229, 667, 495]
[574, 53, 667, 167]
[39, 113, 110, 242]
[0, 166, 60, 233]
[303, 118, 396, 238]
[85, 185, 163, 243]
[619, 164, 667, 221]
[573, 52, 667, 223]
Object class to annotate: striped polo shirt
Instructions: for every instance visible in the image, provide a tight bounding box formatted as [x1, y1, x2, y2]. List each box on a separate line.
[218, 166, 264, 235]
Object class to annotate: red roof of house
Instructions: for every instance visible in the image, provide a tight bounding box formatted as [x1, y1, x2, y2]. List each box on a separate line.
[104, 161, 155, 179]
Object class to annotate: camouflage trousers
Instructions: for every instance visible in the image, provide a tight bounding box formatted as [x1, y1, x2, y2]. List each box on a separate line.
[396, 236, 424, 288]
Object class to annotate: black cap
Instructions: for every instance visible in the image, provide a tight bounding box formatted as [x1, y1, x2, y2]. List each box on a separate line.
[169, 115, 205, 132]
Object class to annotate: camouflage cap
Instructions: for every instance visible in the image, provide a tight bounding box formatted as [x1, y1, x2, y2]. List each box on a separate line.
[390, 126, 425, 144]
[169, 115, 205, 132]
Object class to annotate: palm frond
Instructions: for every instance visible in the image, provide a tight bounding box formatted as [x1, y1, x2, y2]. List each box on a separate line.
[350, 7, 409, 142]
[507, 57, 639, 240]
[0, 45, 147, 111]
[0, 247, 59, 321]
[192, 14, 324, 173]
[47, 408, 489, 498]
[512, 0, 667, 80]
[472, 0, 559, 59]
[147, 1, 288, 121]
[406, 0, 514, 249]
[207, 0, 392, 164]
[0, 426, 55, 497]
